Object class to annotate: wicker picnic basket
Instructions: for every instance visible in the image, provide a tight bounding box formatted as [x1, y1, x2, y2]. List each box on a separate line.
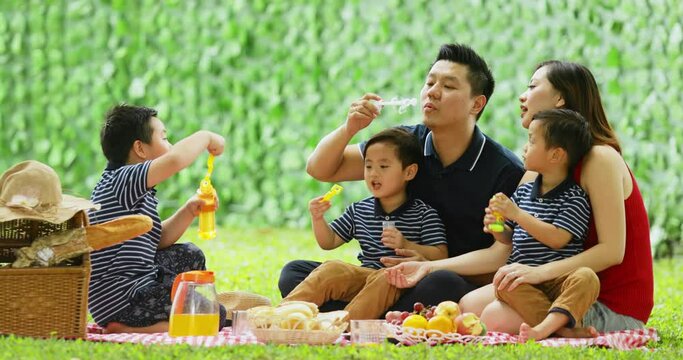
[0, 211, 90, 339]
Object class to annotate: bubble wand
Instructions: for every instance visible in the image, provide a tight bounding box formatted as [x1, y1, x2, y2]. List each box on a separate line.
[371, 97, 417, 114]
[321, 184, 343, 202]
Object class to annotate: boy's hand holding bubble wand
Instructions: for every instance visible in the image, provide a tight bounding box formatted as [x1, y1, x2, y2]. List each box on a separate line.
[485, 193, 514, 245]
[309, 184, 344, 250]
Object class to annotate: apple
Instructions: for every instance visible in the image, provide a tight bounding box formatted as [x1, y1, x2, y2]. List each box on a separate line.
[435, 300, 461, 320]
[454, 312, 487, 336]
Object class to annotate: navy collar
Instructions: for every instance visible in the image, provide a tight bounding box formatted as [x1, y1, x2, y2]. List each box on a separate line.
[106, 162, 124, 171]
[530, 175, 577, 200]
[424, 126, 486, 171]
[373, 197, 415, 218]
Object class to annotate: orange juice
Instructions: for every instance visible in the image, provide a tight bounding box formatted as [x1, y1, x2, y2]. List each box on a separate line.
[169, 313, 219, 337]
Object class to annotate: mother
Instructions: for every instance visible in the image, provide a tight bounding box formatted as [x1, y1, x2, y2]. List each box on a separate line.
[387, 60, 653, 333]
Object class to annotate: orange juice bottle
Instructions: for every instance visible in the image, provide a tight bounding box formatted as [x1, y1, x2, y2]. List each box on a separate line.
[169, 313, 220, 337]
[169, 271, 220, 337]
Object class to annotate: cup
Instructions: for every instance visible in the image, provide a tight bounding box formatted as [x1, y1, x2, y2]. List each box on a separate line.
[350, 319, 387, 344]
[231, 310, 250, 336]
[382, 221, 395, 229]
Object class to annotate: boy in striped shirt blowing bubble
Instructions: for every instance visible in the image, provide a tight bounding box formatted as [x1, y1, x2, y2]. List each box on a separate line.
[283, 127, 448, 320]
[88, 104, 226, 334]
[484, 109, 597, 341]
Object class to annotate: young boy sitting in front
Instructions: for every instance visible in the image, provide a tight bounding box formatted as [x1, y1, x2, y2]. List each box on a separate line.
[485, 109, 596, 341]
[88, 104, 226, 334]
[283, 127, 448, 319]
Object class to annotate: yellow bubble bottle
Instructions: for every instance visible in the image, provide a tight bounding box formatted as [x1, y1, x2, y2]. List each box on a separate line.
[198, 155, 217, 240]
[488, 195, 505, 232]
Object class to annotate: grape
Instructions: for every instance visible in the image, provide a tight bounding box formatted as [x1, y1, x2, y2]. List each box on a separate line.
[425, 309, 434, 319]
[385, 311, 401, 323]
[400, 311, 411, 321]
[413, 302, 425, 313]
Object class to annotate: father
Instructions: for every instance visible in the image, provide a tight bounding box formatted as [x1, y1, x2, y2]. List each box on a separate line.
[279, 44, 524, 312]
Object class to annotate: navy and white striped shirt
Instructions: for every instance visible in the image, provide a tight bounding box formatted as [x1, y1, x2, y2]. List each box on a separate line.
[506, 176, 591, 266]
[330, 197, 447, 269]
[87, 161, 162, 325]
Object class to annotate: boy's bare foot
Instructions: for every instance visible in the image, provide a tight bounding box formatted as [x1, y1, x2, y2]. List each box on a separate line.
[518, 322, 544, 342]
[555, 326, 599, 338]
[104, 321, 169, 334]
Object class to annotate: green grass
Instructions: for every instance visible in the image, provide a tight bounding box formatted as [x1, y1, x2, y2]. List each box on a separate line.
[1, 227, 681, 359]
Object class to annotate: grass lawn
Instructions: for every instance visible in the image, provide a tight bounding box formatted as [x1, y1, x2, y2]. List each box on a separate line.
[1, 227, 681, 359]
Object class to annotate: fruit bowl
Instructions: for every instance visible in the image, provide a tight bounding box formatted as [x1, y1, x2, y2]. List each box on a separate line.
[385, 323, 481, 345]
[246, 304, 348, 345]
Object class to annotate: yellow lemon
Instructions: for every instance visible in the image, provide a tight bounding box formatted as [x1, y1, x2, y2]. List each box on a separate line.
[402, 314, 428, 329]
[427, 315, 454, 334]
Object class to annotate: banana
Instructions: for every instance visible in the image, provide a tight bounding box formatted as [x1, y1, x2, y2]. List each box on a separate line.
[275, 302, 317, 319]
[278, 301, 318, 316]
[280, 312, 308, 330]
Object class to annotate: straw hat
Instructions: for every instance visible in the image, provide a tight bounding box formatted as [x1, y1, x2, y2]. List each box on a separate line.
[0, 160, 99, 224]
[217, 291, 272, 320]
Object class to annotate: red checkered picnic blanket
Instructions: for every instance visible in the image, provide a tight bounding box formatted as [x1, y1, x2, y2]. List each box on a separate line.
[85, 324, 657, 350]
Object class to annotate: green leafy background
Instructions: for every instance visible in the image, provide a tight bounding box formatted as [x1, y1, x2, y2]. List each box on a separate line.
[1, 0, 681, 256]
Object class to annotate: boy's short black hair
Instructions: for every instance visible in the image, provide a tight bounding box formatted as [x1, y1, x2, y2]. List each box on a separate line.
[100, 104, 158, 166]
[434, 43, 495, 120]
[363, 127, 421, 168]
[532, 109, 593, 168]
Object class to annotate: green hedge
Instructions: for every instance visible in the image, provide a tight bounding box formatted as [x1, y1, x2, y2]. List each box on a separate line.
[1, 0, 681, 256]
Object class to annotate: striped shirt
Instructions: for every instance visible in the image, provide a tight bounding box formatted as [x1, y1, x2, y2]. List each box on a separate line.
[87, 161, 162, 325]
[506, 176, 591, 266]
[330, 197, 447, 269]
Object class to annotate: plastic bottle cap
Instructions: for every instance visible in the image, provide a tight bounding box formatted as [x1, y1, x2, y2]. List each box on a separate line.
[171, 270, 215, 301]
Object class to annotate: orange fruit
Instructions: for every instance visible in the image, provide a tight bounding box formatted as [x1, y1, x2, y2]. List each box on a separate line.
[427, 315, 454, 334]
[402, 314, 428, 329]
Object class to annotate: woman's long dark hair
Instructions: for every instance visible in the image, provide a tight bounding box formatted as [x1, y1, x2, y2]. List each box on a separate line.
[537, 60, 621, 153]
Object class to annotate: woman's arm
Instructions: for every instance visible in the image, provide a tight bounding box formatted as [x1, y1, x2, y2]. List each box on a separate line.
[403, 243, 448, 260]
[385, 241, 511, 288]
[427, 241, 512, 276]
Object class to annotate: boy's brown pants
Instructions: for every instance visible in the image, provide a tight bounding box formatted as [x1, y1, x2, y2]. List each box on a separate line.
[495, 267, 600, 328]
[282, 260, 403, 319]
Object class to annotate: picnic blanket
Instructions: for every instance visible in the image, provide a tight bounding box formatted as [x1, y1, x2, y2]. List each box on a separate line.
[85, 324, 657, 350]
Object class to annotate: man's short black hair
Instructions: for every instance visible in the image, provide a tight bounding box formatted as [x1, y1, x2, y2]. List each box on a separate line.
[363, 127, 421, 168]
[532, 109, 593, 169]
[434, 43, 495, 120]
[100, 104, 158, 167]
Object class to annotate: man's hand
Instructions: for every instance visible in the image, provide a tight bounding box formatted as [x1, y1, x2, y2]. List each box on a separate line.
[309, 196, 331, 221]
[384, 261, 431, 289]
[344, 93, 382, 136]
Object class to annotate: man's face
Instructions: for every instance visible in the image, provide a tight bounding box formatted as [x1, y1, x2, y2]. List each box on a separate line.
[420, 60, 483, 130]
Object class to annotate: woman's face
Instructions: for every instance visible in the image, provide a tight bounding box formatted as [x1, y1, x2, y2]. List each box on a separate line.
[519, 66, 565, 129]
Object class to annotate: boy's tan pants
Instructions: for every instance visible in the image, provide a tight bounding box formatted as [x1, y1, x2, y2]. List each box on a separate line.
[495, 267, 600, 328]
[283, 260, 403, 319]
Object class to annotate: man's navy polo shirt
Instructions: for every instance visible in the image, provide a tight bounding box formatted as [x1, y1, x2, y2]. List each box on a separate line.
[360, 125, 524, 257]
